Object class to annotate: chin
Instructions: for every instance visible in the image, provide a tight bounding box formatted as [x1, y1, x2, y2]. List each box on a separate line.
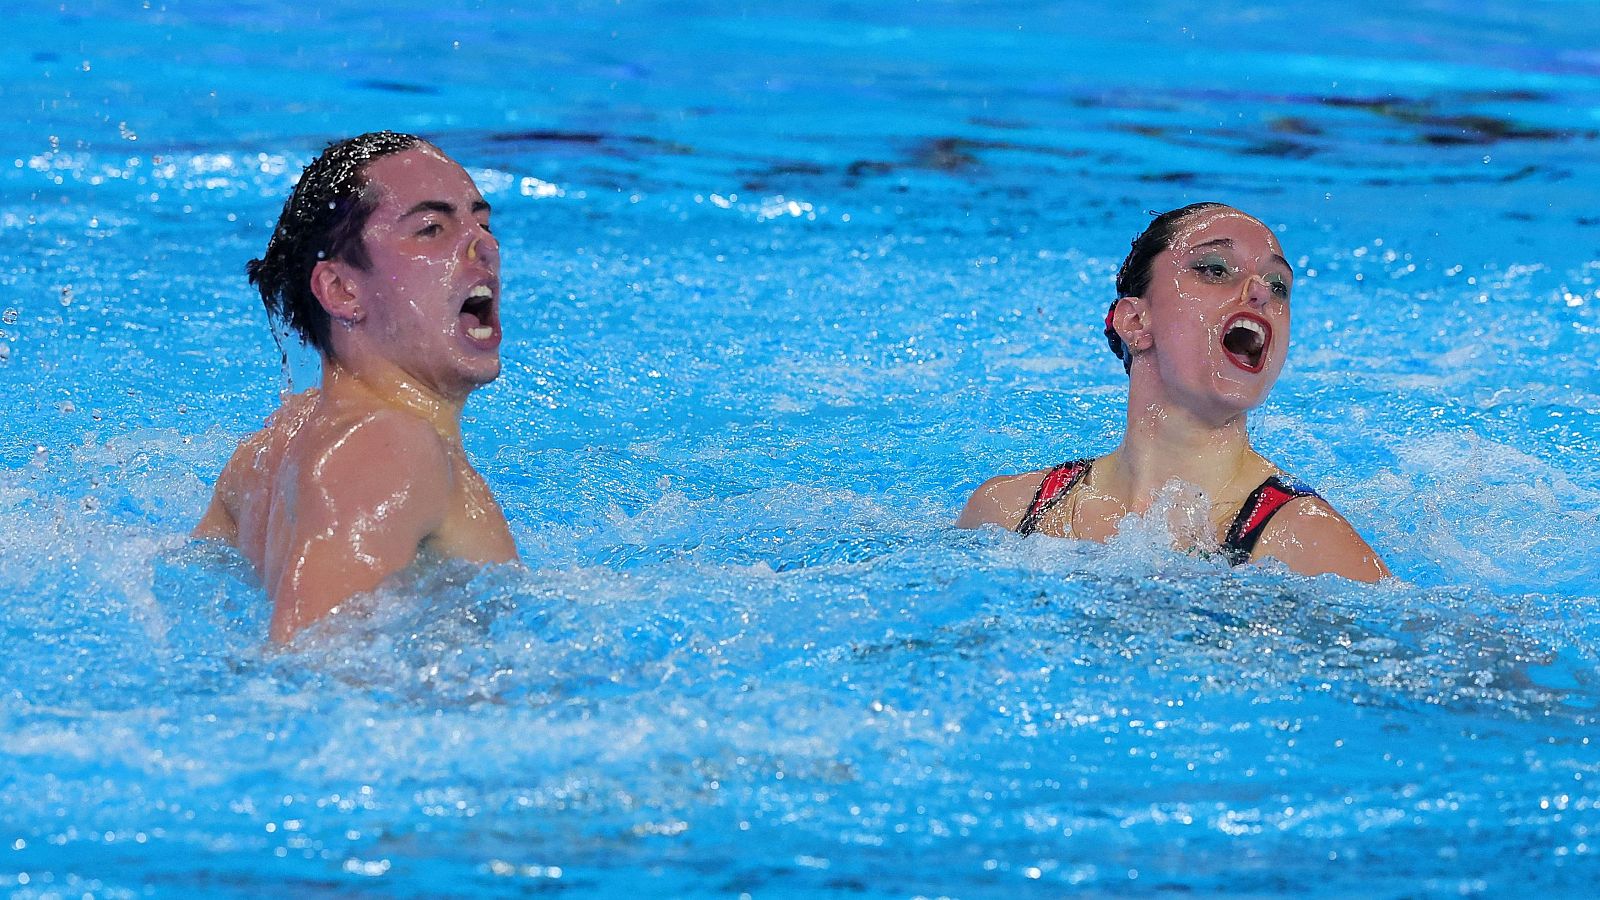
[466, 361, 502, 388]
[448, 356, 502, 394]
[1200, 375, 1273, 418]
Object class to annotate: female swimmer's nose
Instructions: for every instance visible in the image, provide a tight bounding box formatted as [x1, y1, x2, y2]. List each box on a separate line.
[1241, 272, 1273, 307]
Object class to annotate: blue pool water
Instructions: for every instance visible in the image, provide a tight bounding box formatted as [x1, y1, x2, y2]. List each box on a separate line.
[4, 1, 1600, 895]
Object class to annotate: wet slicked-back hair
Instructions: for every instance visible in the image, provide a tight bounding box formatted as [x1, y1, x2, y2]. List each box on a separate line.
[1104, 201, 1229, 373]
[246, 130, 422, 356]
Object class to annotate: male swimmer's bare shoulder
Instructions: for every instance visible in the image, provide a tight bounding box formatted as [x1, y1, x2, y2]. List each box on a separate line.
[293, 404, 518, 564]
[293, 404, 454, 493]
[957, 468, 1053, 530]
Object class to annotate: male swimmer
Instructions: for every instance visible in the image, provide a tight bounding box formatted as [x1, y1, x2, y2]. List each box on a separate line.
[194, 131, 517, 641]
[959, 203, 1388, 582]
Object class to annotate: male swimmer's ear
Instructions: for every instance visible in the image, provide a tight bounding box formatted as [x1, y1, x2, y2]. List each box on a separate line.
[1112, 296, 1153, 353]
[311, 259, 363, 324]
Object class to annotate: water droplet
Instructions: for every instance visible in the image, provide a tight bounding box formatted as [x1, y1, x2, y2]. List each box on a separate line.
[60, 286, 74, 307]
[2, 308, 17, 325]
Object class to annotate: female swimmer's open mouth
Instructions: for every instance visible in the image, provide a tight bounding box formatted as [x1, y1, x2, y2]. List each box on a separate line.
[1221, 312, 1270, 373]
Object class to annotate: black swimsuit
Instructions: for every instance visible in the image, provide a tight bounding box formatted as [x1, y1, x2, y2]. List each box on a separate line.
[1015, 459, 1321, 565]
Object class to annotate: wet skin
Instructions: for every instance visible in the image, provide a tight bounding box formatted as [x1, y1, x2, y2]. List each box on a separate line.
[194, 146, 518, 641]
[958, 206, 1388, 582]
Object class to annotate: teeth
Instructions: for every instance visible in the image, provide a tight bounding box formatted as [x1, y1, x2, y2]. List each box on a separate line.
[1232, 319, 1265, 338]
[467, 326, 494, 340]
[469, 285, 493, 299]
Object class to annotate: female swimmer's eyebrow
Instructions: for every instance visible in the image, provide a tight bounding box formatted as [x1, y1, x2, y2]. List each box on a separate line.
[1189, 237, 1294, 276]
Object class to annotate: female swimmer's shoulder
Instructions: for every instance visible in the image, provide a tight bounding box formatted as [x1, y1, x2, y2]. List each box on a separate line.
[1253, 492, 1390, 583]
[957, 468, 1055, 530]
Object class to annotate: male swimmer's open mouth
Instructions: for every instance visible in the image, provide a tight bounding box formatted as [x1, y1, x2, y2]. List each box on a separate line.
[459, 282, 500, 347]
[1221, 312, 1270, 373]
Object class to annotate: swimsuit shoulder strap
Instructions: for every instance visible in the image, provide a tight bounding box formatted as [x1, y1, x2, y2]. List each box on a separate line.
[1221, 473, 1321, 565]
[1017, 459, 1093, 536]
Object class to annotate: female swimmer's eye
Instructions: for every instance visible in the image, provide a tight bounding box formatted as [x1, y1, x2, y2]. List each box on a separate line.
[1265, 275, 1290, 298]
[416, 222, 443, 237]
[1191, 255, 1232, 279]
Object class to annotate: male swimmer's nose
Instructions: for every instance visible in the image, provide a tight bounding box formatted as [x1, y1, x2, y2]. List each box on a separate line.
[466, 230, 499, 266]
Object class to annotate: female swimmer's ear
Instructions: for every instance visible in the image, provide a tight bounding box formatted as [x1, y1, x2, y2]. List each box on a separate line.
[1112, 295, 1153, 353]
[311, 259, 363, 324]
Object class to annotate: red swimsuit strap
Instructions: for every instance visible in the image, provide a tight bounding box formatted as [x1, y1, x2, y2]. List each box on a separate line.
[1016, 459, 1093, 536]
[1221, 474, 1320, 564]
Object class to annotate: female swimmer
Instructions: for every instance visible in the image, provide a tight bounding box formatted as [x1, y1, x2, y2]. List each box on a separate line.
[958, 203, 1388, 582]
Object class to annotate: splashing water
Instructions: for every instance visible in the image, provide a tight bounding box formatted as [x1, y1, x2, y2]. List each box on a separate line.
[4, 0, 1600, 895]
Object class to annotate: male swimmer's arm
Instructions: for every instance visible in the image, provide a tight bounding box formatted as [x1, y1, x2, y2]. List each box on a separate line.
[266, 416, 451, 643]
[1254, 497, 1390, 583]
[192, 449, 244, 542]
[956, 473, 1042, 530]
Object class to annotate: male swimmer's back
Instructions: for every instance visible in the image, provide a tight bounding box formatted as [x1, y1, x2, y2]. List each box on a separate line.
[195, 389, 320, 570]
[195, 388, 516, 585]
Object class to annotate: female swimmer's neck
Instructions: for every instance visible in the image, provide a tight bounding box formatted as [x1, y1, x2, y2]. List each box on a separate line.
[321, 359, 465, 443]
[1106, 395, 1261, 506]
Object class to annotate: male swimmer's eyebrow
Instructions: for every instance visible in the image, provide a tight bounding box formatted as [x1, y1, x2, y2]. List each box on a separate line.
[399, 199, 492, 219]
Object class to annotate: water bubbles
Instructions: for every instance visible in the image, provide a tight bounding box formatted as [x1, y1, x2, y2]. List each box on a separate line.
[518, 176, 563, 198]
[59, 286, 73, 307]
[342, 858, 391, 876]
[2, 308, 17, 326]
